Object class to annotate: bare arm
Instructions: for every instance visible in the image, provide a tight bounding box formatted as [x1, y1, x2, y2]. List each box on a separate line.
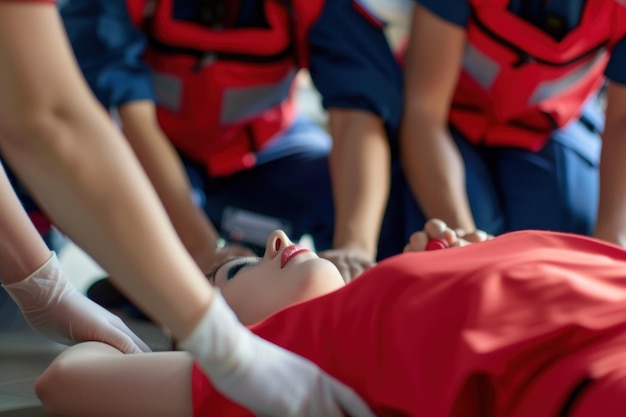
[36, 342, 194, 417]
[0, 6, 377, 415]
[118, 101, 254, 273]
[0, 163, 51, 283]
[400, 5, 475, 232]
[0, 2, 212, 340]
[594, 81, 626, 246]
[327, 109, 390, 258]
[320, 109, 389, 280]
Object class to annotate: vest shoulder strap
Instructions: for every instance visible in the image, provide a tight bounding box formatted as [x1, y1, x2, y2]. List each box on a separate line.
[125, 0, 157, 28]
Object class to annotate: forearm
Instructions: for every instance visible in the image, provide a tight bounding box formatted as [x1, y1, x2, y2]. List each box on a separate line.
[328, 109, 390, 258]
[400, 4, 472, 231]
[118, 101, 221, 272]
[36, 342, 194, 417]
[0, 5, 212, 340]
[595, 120, 626, 246]
[0, 164, 50, 284]
[399, 105, 475, 231]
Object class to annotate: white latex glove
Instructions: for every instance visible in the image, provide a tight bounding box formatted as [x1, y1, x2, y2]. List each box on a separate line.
[180, 292, 376, 417]
[2, 252, 150, 354]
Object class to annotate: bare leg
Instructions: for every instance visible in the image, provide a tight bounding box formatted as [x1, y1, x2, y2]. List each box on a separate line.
[36, 343, 194, 417]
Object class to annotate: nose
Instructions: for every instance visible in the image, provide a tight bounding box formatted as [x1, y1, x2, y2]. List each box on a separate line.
[265, 230, 293, 260]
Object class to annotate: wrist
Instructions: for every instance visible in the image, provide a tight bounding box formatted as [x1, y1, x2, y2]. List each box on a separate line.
[2, 252, 68, 310]
[332, 236, 377, 260]
[594, 223, 626, 247]
[178, 291, 254, 378]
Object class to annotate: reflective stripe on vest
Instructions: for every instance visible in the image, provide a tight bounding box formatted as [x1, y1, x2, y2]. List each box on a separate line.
[152, 71, 182, 112]
[221, 68, 297, 125]
[461, 43, 608, 106]
[448, 0, 625, 150]
[462, 42, 499, 90]
[529, 48, 607, 105]
[152, 67, 297, 125]
[132, 0, 325, 176]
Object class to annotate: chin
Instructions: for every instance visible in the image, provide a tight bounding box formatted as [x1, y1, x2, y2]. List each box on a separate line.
[295, 260, 345, 298]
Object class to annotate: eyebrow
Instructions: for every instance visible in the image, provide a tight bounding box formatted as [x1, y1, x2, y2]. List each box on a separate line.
[206, 257, 240, 284]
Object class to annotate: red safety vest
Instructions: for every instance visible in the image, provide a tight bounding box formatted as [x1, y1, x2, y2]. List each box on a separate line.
[127, 0, 325, 176]
[450, 0, 626, 151]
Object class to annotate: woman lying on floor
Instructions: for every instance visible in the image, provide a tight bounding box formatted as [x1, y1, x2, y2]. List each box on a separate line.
[36, 219, 626, 417]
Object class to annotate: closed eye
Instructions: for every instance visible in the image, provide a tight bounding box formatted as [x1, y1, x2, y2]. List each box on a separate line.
[226, 259, 259, 280]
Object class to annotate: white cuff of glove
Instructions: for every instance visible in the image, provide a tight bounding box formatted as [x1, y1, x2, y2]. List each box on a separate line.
[3, 252, 152, 353]
[2, 252, 66, 315]
[178, 292, 376, 417]
[179, 290, 254, 380]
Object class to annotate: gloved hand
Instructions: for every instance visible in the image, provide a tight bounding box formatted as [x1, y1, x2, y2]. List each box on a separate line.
[180, 292, 376, 417]
[319, 248, 376, 283]
[2, 252, 150, 354]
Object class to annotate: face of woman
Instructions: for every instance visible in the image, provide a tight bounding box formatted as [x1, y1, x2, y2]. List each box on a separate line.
[209, 230, 345, 325]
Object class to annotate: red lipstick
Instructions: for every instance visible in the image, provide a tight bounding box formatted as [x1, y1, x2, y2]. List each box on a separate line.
[281, 244, 309, 268]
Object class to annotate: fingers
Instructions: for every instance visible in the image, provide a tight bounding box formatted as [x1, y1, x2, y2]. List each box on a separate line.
[404, 230, 429, 252]
[424, 219, 457, 244]
[463, 229, 491, 243]
[405, 219, 457, 252]
[106, 333, 145, 354]
[319, 250, 375, 282]
[345, 259, 375, 283]
[406, 219, 493, 252]
[333, 258, 371, 283]
[424, 218, 447, 237]
[108, 315, 152, 353]
[122, 328, 152, 353]
[335, 260, 351, 283]
[328, 376, 376, 417]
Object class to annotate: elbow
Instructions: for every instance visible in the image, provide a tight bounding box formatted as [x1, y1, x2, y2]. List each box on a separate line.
[35, 356, 75, 416]
[0, 109, 72, 162]
[0, 97, 105, 171]
[0, 108, 110, 192]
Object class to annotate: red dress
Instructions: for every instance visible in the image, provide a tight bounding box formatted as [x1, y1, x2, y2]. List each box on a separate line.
[193, 231, 626, 416]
